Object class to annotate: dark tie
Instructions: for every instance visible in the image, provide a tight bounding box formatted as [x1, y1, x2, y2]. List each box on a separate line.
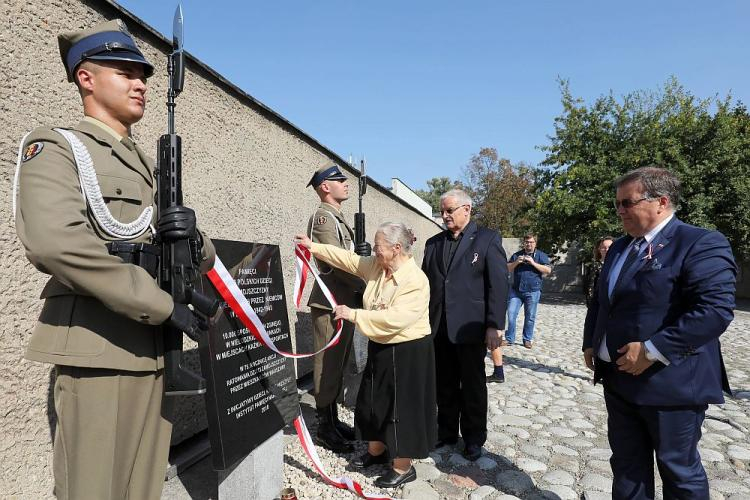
[606, 237, 645, 358]
[612, 237, 644, 292]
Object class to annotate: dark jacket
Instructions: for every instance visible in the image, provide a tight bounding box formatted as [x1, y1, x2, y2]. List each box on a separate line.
[583, 217, 736, 405]
[422, 221, 509, 344]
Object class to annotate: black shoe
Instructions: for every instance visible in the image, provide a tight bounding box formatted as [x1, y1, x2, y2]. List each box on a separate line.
[331, 404, 356, 441]
[435, 438, 457, 449]
[315, 425, 354, 453]
[315, 405, 354, 453]
[487, 373, 505, 383]
[334, 421, 356, 441]
[315, 403, 354, 453]
[374, 467, 416, 488]
[463, 443, 482, 461]
[351, 451, 389, 469]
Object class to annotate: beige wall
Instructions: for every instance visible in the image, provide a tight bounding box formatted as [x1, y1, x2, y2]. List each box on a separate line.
[0, 0, 439, 496]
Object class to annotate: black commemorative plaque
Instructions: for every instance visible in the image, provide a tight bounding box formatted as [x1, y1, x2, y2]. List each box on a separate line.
[200, 239, 299, 470]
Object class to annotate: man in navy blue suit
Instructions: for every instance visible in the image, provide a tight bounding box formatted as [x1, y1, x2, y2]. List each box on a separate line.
[422, 188, 509, 461]
[583, 166, 736, 499]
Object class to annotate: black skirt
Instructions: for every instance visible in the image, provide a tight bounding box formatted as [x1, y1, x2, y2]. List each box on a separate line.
[354, 334, 437, 459]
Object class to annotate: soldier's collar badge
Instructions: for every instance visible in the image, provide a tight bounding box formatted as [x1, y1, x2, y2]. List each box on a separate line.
[22, 142, 44, 162]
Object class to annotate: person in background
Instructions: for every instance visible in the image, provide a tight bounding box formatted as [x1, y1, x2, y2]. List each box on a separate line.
[295, 222, 435, 489]
[582, 236, 614, 308]
[503, 234, 551, 348]
[488, 238, 511, 383]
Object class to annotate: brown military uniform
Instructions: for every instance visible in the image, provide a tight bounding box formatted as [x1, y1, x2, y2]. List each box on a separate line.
[15, 118, 215, 499]
[307, 202, 364, 408]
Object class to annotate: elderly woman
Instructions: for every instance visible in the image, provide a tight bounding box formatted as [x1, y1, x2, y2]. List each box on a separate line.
[295, 222, 435, 489]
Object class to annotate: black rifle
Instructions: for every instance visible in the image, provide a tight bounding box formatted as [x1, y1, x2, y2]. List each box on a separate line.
[354, 158, 369, 256]
[158, 5, 219, 396]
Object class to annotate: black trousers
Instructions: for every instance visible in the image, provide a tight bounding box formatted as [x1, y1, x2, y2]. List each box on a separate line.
[434, 327, 487, 447]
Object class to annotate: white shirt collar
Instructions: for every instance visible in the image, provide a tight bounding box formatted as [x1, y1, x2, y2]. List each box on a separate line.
[642, 213, 674, 244]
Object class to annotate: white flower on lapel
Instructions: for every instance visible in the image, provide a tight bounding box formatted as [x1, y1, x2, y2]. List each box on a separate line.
[642, 243, 654, 260]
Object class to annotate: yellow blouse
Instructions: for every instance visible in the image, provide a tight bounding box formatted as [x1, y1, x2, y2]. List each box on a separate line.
[309, 242, 431, 344]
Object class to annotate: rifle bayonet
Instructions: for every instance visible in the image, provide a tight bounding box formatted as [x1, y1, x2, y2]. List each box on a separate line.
[354, 156, 369, 256]
[159, 4, 219, 396]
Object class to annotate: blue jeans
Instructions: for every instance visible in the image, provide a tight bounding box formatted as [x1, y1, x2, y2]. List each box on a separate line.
[505, 289, 541, 343]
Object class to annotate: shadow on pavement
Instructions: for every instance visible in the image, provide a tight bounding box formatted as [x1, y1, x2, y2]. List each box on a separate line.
[502, 355, 592, 382]
[729, 389, 750, 401]
[539, 293, 586, 306]
[432, 446, 563, 499]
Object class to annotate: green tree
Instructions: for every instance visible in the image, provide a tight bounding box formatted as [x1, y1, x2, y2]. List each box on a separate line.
[416, 176, 458, 214]
[462, 148, 535, 236]
[535, 78, 750, 261]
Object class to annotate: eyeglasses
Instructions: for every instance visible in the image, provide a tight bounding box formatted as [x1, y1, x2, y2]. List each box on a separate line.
[440, 204, 468, 215]
[613, 197, 654, 210]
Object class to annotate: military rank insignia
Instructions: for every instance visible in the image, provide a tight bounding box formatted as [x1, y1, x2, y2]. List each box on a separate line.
[22, 142, 44, 162]
[317, 215, 327, 225]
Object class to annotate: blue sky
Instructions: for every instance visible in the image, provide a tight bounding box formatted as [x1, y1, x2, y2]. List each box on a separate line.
[118, 0, 750, 190]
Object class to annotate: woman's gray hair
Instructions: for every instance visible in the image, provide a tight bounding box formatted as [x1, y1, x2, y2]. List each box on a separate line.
[439, 188, 472, 207]
[376, 222, 415, 255]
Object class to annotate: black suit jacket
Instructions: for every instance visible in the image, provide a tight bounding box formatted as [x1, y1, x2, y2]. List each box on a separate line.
[422, 221, 509, 344]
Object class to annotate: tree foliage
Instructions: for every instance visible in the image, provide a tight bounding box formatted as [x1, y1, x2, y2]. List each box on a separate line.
[415, 176, 457, 214]
[534, 78, 750, 262]
[462, 147, 536, 236]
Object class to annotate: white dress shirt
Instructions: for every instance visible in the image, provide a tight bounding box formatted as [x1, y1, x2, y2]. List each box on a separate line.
[598, 214, 674, 365]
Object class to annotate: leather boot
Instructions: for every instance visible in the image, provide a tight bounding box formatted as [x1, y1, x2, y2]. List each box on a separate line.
[331, 403, 356, 441]
[315, 405, 353, 453]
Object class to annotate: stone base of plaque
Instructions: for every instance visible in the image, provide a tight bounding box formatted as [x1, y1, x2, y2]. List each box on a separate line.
[217, 430, 283, 500]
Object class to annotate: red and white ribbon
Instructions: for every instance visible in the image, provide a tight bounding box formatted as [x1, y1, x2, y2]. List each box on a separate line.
[293, 243, 339, 311]
[206, 245, 341, 358]
[207, 245, 393, 499]
[294, 415, 394, 500]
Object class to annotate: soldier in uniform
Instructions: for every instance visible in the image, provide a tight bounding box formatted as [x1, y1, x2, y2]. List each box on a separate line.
[13, 20, 215, 499]
[306, 163, 368, 453]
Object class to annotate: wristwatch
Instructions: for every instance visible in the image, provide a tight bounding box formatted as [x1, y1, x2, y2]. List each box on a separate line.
[643, 342, 657, 362]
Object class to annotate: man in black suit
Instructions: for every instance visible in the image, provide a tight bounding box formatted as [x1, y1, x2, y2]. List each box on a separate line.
[422, 189, 509, 461]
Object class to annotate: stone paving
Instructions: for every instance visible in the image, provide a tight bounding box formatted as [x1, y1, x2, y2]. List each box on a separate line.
[280, 296, 750, 500]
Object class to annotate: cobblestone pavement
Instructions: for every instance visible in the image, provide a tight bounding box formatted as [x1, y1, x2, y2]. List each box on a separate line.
[280, 297, 750, 500]
[163, 296, 750, 499]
